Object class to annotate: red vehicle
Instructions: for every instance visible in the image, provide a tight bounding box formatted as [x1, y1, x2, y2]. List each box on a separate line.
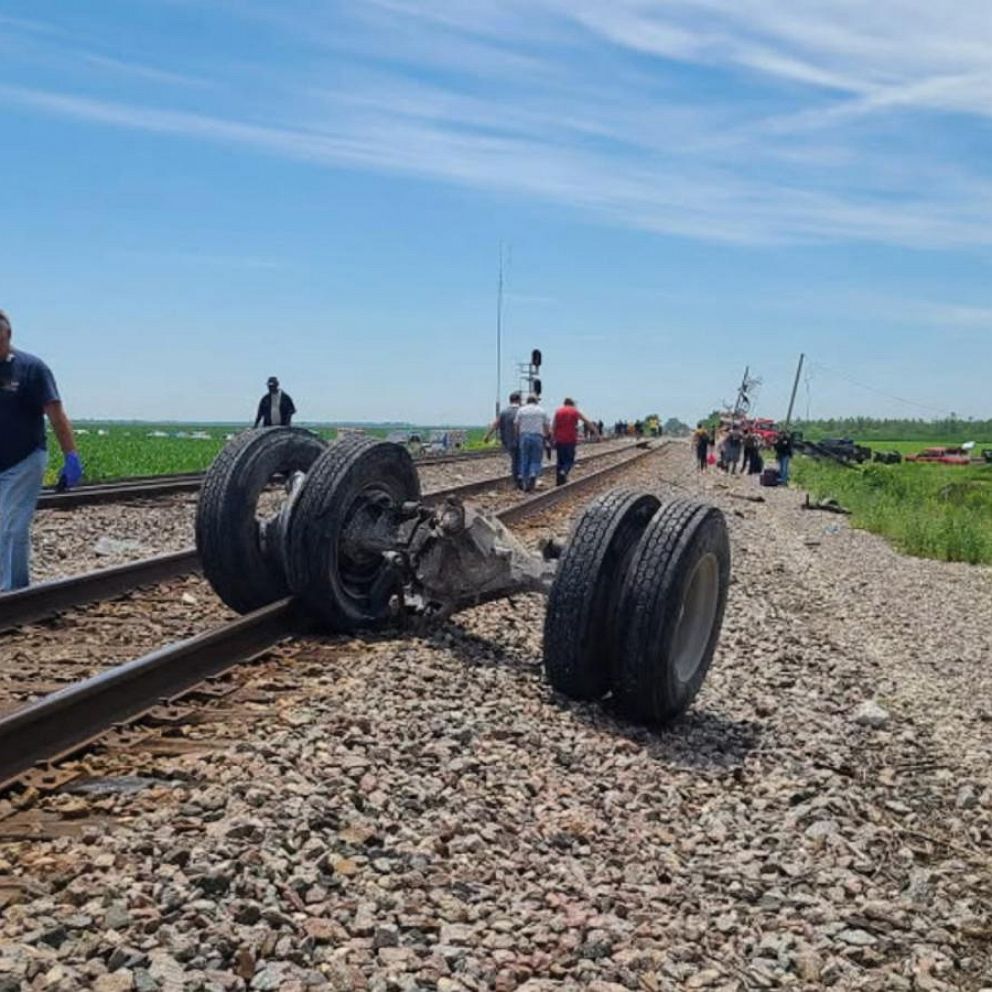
[745, 418, 779, 446]
[905, 446, 971, 466]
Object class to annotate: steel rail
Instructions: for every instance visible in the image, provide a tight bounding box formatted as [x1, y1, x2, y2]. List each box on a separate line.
[0, 600, 305, 790]
[0, 550, 200, 632]
[0, 442, 661, 791]
[38, 477, 204, 510]
[3, 443, 643, 631]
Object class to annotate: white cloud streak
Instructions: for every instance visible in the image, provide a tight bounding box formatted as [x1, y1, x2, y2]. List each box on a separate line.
[3, 1, 992, 248]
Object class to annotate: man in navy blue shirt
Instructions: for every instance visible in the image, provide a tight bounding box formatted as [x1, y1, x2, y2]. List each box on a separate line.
[0, 310, 83, 590]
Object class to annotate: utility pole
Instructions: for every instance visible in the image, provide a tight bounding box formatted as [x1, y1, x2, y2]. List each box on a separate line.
[784, 353, 805, 427]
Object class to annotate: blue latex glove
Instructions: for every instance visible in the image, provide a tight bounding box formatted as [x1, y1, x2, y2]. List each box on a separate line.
[58, 451, 84, 490]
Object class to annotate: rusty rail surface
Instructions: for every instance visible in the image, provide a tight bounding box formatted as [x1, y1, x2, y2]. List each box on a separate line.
[0, 550, 201, 633]
[0, 600, 304, 791]
[0, 442, 661, 791]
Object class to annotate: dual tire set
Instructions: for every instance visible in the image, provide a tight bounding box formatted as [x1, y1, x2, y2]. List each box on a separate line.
[196, 428, 732, 726]
[543, 488, 730, 724]
[196, 428, 421, 629]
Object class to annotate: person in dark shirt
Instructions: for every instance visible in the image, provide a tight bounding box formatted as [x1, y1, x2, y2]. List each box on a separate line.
[743, 430, 762, 475]
[254, 376, 296, 427]
[774, 431, 795, 484]
[725, 425, 744, 474]
[484, 391, 523, 488]
[0, 309, 83, 590]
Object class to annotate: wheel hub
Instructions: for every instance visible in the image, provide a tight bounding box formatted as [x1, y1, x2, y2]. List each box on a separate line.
[671, 551, 720, 683]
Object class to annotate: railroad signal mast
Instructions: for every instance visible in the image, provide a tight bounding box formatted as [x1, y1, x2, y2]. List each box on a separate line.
[518, 348, 543, 401]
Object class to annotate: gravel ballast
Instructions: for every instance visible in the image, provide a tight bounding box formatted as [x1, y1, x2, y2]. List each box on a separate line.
[2, 444, 990, 991]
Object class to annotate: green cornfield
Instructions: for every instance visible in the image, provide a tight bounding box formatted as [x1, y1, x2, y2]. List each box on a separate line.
[44, 423, 490, 485]
[793, 457, 992, 565]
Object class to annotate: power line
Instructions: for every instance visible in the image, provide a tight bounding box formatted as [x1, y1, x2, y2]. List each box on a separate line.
[809, 361, 950, 417]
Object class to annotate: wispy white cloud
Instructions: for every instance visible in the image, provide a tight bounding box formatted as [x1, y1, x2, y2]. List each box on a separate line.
[0, 13, 66, 37]
[0, 12, 210, 90]
[79, 54, 212, 89]
[3, 1, 992, 249]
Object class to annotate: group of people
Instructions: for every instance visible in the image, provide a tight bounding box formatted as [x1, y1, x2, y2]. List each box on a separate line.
[486, 392, 599, 492]
[611, 419, 646, 438]
[692, 422, 795, 484]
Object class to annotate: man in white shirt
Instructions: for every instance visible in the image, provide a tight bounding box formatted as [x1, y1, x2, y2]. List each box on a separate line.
[514, 394, 550, 492]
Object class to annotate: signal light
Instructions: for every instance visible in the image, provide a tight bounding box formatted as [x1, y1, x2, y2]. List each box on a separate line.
[531, 348, 542, 369]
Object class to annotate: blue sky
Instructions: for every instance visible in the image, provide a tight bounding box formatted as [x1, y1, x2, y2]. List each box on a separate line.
[2, 1, 991, 425]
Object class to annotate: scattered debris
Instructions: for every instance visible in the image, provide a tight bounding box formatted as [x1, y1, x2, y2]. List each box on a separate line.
[852, 699, 892, 728]
[801, 493, 851, 515]
[93, 536, 146, 557]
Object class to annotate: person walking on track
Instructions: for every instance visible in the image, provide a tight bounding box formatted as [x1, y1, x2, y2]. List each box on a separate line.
[484, 391, 523, 488]
[515, 394, 551, 493]
[551, 397, 598, 486]
[0, 309, 83, 590]
[253, 376, 296, 427]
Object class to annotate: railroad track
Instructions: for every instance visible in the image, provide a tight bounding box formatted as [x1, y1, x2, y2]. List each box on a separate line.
[0, 442, 669, 794]
[36, 439, 629, 510]
[5, 441, 646, 630]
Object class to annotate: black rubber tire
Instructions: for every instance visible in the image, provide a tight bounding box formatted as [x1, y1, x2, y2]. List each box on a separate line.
[613, 499, 730, 724]
[195, 428, 326, 614]
[543, 489, 661, 700]
[286, 436, 420, 631]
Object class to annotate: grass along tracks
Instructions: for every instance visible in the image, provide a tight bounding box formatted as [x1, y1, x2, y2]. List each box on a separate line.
[793, 456, 992, 564]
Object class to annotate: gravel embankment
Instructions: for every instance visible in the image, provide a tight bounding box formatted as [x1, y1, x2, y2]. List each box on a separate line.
[28, 442, 636, 583]
[2, 445, 990, 991]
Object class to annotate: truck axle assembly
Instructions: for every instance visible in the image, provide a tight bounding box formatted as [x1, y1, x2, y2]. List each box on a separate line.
[195, 429, 731, 724]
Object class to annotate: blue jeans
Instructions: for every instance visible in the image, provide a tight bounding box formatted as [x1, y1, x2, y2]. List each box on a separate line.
[505, 443, 521, 486]
[519, 434, 545, 490]
[555, 442, 576, 485]
[0, 448, 47, 591]
[778, 454, 791, 485]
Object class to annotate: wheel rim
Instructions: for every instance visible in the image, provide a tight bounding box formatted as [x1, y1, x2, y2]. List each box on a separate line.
[336, 484, 402, 607]
[671, 551, 720, 683]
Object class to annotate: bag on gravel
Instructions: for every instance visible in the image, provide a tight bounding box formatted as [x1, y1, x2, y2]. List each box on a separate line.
[760, 467, 779, 487]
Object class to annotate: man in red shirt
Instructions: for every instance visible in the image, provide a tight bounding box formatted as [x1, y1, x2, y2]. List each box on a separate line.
[551, 397, 599, 486]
